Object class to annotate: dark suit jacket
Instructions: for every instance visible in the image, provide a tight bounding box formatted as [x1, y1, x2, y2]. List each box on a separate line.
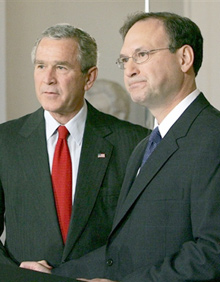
[0, 102, 149, 267]
[54, 93, 220, 281]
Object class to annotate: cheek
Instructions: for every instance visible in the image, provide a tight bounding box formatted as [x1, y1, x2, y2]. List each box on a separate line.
[123, 76, 129, 91]
[59, 77, 73, 92]
[34, 73, 43, 87]
[34, 78, 41, 95]
[149, 62, 172, 85]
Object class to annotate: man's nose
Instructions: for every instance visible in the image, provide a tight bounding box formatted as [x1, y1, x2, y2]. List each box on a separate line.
[124, 58, 140, 77]
[43, 68, 57, 84]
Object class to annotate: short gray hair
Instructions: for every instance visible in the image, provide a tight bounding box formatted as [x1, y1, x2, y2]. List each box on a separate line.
[31, 24, 98, 74]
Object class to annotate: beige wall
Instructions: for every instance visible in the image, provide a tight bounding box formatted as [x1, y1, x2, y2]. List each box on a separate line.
[4, 0, 146, 125]
[0, 1, 6, 122]
[185, 1, 220, 109]
[3, 0, 220, 127]
[150, 0, 220, 111]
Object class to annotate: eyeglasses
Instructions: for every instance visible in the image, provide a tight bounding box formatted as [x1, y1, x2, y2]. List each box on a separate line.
[116, 47, 171, 70]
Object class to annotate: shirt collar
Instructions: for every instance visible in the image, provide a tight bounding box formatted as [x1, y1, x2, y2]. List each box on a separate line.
[44, 100, 87, 145]
[155, 89, 200, 138]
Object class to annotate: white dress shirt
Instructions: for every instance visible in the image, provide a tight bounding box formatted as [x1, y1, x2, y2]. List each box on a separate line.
[137, 89, 200, 176]
[156, 89, 201, 137]
[44, 101, 87, 203]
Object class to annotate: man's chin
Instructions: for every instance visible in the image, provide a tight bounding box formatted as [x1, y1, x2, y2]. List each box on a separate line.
[130, 93, 148, 106]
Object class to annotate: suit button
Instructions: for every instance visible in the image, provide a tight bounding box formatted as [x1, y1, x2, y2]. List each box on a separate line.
[106, 259, 113, 266]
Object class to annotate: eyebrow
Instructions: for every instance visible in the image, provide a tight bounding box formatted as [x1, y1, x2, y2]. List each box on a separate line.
[34, 60, 72, 67]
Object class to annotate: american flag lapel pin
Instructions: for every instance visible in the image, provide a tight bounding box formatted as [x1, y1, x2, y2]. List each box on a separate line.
[98, 153, 106, 158]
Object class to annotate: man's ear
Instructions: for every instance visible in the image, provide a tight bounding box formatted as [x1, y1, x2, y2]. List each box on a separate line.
[84, 66, 98, 91]
[178, 45, 194, 74]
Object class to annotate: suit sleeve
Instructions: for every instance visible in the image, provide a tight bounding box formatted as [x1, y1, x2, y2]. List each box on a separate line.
[52, 246, 106, 279]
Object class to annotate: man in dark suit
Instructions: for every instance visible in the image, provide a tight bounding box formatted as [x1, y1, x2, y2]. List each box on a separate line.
[26, 12, 220, 281]
[0, 24, 149, 269]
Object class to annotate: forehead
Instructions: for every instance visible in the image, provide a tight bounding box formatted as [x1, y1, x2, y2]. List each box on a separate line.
[121, 19, 169, 54]
[36, 37, 79, 61]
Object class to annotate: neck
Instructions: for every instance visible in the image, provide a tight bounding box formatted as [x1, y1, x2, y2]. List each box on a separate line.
[50, 110, 80, 125]
[151, 83, 197, 124]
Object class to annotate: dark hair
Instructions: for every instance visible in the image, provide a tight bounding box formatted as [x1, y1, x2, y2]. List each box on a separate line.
[31, 24, 98, 74]
[120, 12, 203, 76]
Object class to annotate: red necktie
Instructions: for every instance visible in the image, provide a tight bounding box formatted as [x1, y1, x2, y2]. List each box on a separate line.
[52, 126, 72, 243]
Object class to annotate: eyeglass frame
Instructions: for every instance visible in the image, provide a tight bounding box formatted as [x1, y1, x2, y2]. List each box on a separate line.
[116, 47, 173, 70]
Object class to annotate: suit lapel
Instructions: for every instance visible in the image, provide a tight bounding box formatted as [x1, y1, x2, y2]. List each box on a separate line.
[112, 133, 178, 232]
[110, 93, 210, 236]
[63, 103, 114, 259]
[18, 108, 63, 244]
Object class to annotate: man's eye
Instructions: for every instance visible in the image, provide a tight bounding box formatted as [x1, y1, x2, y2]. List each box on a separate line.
[57, 66, 66, 70]
[137, 51, 148, 58]
[36, 64, 44, 69]
[120, 57, 129, 64]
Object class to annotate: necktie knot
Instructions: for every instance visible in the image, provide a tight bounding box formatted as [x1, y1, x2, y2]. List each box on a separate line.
[149, 126, 161, 146]
[58, 126, 69, 140]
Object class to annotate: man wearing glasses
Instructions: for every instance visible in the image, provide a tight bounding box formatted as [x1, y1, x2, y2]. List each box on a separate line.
[21, 12, 220, 282]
